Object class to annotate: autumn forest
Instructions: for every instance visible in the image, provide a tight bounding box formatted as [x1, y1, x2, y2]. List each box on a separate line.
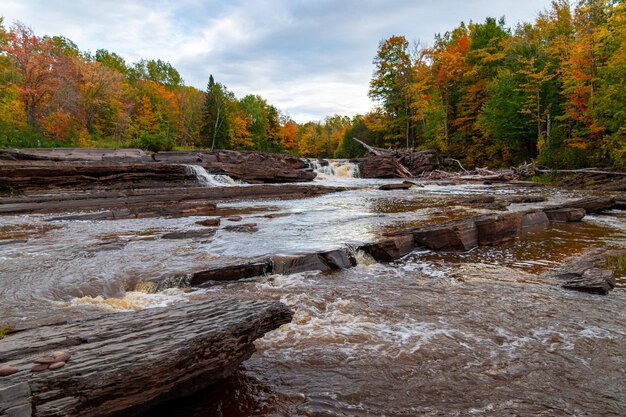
[0, 0, 624, 168]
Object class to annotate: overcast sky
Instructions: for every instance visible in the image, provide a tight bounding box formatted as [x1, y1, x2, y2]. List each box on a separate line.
[3, 0, 550, 122]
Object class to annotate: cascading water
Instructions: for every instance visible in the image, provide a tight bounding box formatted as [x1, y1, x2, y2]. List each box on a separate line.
[184, 165, 238, 186]
[307, 159, 360, 180]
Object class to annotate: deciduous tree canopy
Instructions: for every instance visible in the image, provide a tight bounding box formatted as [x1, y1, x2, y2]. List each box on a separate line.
[0, 1, 624, 168]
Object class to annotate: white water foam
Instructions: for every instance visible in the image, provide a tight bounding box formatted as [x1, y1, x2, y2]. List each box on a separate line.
[184, 164, 238, 186]
[308, 159, 360, 180]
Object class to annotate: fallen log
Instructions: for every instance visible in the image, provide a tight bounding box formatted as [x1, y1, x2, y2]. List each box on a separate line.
[0, 298, 292, 417]
[536, 168, 626, 176]
[353, 138, 437, 178]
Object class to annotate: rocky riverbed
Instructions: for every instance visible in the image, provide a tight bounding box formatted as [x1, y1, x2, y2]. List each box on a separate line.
[0, 150, 625, 417]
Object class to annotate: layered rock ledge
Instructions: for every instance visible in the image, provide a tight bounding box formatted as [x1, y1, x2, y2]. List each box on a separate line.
[151, 197, 623, 296]
[0, 148, 316, 191]
[0, 185, 345, 217]
[0, 298, 292, 417]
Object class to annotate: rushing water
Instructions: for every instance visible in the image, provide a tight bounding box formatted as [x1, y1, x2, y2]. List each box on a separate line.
[184, 164, 239, 186]
[307, 159, 361, 181]
[1, 178, 625, 416]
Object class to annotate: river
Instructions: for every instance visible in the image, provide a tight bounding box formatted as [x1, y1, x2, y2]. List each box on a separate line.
[0, 164, 624, 416]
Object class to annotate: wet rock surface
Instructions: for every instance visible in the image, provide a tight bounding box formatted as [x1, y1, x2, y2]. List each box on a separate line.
[543, 249, 624, 295]
[154, 150, 316, 183]
[161, 228, 217, 240]
[378, 182, 414, 190]
[0, 148, 316, 191]
[0, 299, 292, 417]
[0, 185, 344, 217]
[271, 249, 356, 275]
[544, 208, 586, 222]
[552, 196, 616, 213]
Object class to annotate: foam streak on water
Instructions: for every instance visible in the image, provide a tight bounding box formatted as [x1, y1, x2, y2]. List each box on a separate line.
[1, 180, 624, 417]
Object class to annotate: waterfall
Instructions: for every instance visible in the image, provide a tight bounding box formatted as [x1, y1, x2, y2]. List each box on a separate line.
[307, 159, 360, 180]
[184, 165, 238, 186]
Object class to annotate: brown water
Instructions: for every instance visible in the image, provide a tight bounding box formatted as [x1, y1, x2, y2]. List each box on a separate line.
[1, 179, 624, 416]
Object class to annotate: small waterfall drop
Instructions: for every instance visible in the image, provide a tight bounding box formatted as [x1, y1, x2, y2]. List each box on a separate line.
[307, 159, 360, 180]
[184, 165, 238, 187]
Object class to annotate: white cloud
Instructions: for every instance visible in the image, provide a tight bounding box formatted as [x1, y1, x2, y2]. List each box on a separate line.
[2, 0, 550, 122]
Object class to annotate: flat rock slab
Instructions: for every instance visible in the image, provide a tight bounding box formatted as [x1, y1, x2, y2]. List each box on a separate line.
[544, 208, 586, 222]
[553, 197, 616, 214]
[271, 249, 356, 275]
[379, 183, 414, 190]
[161, 228, 217, 240]
[543, 249, 624, 295]
[360, 235, 415, 262]
[1, 185, 345, 217]
[0, 299, 292, 417]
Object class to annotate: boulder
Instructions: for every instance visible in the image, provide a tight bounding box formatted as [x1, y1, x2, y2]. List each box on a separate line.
[0, 299, 292, 417]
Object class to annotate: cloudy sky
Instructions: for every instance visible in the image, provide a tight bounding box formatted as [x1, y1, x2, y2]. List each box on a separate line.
[3, 0, 549, 122]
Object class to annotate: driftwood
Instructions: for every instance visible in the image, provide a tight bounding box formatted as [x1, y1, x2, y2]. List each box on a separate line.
[417, 161, 626, 187]
[0, 298, 292, 417]
[353, 138, 438, 178]
[536, 168, 626, 176]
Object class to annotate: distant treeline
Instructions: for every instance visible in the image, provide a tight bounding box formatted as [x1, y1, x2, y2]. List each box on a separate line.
[0, 0, 624, 168]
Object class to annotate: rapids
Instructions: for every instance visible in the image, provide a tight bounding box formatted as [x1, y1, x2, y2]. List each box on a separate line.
[0, 175, 624, 416]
